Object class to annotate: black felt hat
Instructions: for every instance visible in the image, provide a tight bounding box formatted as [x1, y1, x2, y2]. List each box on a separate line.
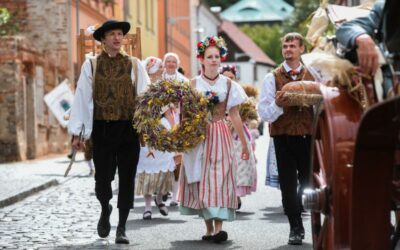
[93, 20, 130, 41]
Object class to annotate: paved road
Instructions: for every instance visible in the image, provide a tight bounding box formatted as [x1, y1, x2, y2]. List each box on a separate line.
[0, 130, 313, 249]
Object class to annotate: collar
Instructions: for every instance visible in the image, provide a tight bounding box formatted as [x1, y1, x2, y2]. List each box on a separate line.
[283, 61, 302, 73]
[101, 49, 124, 58]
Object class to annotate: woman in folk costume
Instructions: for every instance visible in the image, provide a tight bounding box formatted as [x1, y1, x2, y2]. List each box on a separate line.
[135, 58, 176, 220]
[161, 52, 188, 206]
[220, 65, 258, 209]
[178, 36, 249, 243]
[162, 52, 189, 83]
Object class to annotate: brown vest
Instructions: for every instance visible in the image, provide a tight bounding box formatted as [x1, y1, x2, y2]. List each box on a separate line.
[93, 52, 136, 121]
[270, 64, 315, 136]
[190, 77, 231, 122]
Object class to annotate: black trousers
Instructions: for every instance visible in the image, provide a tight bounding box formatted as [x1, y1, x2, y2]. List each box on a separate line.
[92, 120, 140, 209]
[273, 135, 311, 216]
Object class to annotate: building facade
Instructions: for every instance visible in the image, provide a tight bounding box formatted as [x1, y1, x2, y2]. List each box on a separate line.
[0, 0, 121, 162]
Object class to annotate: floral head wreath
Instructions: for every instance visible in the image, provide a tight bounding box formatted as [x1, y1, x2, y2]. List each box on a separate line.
[196, 36, 228, 61]
[219, 64, 237, 76]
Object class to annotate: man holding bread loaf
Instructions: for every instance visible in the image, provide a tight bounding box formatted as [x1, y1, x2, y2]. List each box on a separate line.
[258, 32, 315, 245]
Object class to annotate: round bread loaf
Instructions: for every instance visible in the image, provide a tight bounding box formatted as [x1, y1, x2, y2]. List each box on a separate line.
[280, 81, 322, 106]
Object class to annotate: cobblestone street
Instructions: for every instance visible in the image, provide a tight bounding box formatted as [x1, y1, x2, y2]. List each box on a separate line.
[0, 134, 313, 250]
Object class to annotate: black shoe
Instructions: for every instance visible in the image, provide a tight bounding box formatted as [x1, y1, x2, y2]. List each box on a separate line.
[97, 204, 112, 238]
[288, 228, 302, 245]
[115, 226, 130, 244]
[162, 193, 169, 201]
[202, 235, 213, 241]
[300, 227, 305, 239]
[212, 231, 228, 243]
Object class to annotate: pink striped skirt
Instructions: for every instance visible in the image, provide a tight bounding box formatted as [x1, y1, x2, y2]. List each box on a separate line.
[178, 120, 238, 217]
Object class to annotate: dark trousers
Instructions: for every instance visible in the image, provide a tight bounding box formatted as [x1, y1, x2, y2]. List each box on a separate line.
[92, 120, 140, 209]
[273, 135, 311, 216]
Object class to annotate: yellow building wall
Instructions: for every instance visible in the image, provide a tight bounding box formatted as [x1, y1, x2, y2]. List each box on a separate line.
[128, 0, 159, 59]
[113, 0, 124, 20]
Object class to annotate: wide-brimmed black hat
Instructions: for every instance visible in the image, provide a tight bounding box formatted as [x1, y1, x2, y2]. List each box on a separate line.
[93, 20, 130, 41]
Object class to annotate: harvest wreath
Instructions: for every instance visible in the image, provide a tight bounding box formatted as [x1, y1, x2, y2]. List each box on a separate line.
[133, 80, 208, 152]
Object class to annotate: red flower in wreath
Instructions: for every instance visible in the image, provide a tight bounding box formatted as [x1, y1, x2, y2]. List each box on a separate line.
[209, 38, 216, 46]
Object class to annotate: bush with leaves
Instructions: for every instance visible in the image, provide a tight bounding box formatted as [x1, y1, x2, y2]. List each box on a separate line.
[0, 8, 20, 36]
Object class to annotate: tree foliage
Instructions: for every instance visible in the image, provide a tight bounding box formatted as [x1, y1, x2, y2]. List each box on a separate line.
[240, 24, 284, 64]
[0, 8, 20, 36]
[283, 0, 329, 36]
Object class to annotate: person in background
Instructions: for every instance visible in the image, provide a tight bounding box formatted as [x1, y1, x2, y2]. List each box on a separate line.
[135, 104, 176, 220]
[162, 52, 189, 83]
[161, 52, 188, 206]
[220, 66, 258, 210]
[258, 32, 314, 245]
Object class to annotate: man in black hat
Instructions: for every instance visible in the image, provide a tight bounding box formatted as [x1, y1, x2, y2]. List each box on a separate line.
[68, 20, 150, 244]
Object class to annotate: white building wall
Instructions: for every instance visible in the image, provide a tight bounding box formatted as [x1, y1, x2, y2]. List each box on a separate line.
[222, 62, 273, 93]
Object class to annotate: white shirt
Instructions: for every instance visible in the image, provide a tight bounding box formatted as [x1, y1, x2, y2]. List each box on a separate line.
[194, 75, 247, 111]
[258, 62, 303, 123]
[68, 55, 150, 139]
[162, 71, 189, 83]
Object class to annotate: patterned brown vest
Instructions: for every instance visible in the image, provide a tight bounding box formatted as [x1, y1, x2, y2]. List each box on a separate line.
[93, 52, 136, 121]
[270, 64, 315, 136]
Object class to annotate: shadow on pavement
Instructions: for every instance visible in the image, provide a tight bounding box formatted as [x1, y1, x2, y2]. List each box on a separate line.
[127, 217, 186, 230]
[235, 211, 255, 221]
[268, 242, 313, 249]
[50, 238, 140, 249]
[260, 206, 284, 213]
[55, 159, 86, 164]
[169, 239, 238, 249]
[38, 174, 92, 178]
[260, 212, 287, 224]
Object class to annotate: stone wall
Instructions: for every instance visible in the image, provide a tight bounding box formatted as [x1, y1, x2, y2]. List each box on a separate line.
[0, 36, 69, 162]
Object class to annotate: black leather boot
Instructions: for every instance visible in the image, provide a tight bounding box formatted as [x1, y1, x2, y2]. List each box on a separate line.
[298, 216, 305, 239]
[97, 204, 112, 238]
[115, 226, 130, 244]
[288, 228, 302, 245]
[288, 215, 302, 245]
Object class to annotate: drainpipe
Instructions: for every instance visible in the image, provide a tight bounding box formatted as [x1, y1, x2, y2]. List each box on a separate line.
[67, 0, 74, 88]
[165, 0, 168, 53]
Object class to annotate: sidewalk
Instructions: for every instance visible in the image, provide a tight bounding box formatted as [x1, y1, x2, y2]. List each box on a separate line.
[0, 153, 90, 208]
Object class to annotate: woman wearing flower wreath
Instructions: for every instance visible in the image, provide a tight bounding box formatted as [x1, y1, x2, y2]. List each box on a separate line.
[178, 36, 249, 243]
[220, 65, 258, 210]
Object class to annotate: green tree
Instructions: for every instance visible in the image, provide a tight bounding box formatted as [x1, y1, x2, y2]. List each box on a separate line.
[240, 24, 283, 63]
[283, 0, 326, 36]
[0, 8, 20, 36]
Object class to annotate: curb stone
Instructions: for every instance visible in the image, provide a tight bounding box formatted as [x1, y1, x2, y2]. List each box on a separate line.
[0, 179, 59, 208]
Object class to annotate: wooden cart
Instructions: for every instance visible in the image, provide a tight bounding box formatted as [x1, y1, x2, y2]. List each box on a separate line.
[301, 3, 400, 249]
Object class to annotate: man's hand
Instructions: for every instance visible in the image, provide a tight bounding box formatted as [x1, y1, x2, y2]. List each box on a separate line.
[275, 91, 288, 107]
[355, 34, 379, 76]
[72, 136, 85, 151]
